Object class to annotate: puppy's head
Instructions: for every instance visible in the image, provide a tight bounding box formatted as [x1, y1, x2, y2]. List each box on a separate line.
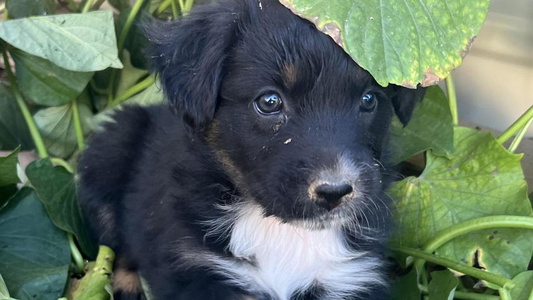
[147, 0, 425, 230]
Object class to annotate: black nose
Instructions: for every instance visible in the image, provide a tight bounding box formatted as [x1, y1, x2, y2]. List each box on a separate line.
[315, 183, 353, 210]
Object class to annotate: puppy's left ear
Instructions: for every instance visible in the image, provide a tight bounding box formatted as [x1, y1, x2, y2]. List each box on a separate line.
[144, 4, 240, 131]
[390, 84, 427, 126]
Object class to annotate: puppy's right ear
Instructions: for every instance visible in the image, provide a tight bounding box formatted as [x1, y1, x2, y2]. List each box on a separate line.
[144, 4, 239, 131]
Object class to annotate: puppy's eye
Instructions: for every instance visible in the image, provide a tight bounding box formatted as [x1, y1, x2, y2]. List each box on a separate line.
[254, 93, 283, 115]
[360, 93, 377, 112]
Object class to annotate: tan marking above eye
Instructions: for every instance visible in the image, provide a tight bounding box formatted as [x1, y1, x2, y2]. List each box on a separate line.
[282, 63, 297, 88]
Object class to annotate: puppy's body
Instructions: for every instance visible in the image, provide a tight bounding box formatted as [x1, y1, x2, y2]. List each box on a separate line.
[78, 0, 424, 299]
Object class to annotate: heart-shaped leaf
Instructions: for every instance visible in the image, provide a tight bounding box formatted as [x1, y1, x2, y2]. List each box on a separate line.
[0, 11, 123, 72]
[10, 50, 93, 107]
[390, 127, 532, 278]
[0, 188, 70, 300]
[33, 101, 92, 158]
[26, 159, 97, 257]
[281, 0, 490, 87]
[428, 270, 458, 300]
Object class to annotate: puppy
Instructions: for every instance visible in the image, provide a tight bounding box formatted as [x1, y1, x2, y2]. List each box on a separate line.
[77, 0, 425, 299]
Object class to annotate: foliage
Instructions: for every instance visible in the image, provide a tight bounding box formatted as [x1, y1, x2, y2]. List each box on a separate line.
[0, 0, 531, 299]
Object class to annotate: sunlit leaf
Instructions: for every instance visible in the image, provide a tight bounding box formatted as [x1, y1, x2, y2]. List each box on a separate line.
[390, 127, 532, 278]
[282, 0, 490, 87]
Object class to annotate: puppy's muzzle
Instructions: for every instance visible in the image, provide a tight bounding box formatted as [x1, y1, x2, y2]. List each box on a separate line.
[312, 182, 354, 211]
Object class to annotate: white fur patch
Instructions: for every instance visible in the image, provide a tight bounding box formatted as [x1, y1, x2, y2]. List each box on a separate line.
[206, 205, 385, 300]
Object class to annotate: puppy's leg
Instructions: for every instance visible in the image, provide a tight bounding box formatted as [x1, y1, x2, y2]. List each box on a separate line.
[113, 262, 145, 300]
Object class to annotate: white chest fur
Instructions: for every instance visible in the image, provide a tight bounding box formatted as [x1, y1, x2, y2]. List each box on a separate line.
[212, 205, 384, 300]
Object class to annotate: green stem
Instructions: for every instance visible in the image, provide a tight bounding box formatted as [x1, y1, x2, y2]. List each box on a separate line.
[418, 285, 500, 300]
[156, 0, 173, 15]
[184, 0, 194, 12]
[81, 0, 95, 13]
[117, 0, 145, 53]
[508, 116, 533, 153]
[499, 288, 512, 300]
[178, 0, 186, 12]
[107, 0, 146, 107]
[50, 158, 74, 173]
[110, 76, 154, 107]
[445, 75, 459, 126]
[423, 216, 533, 254]
[68, 233, 85, 274]
[170, 0, 179, 19]
[2, 51, 48, 159]
[497, 105, 533, 144]
[392, 246, 513, 288]
[72, 99, 85, 150]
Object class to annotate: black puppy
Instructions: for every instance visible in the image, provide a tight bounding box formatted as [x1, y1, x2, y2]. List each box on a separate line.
[78, 0, 424, 299]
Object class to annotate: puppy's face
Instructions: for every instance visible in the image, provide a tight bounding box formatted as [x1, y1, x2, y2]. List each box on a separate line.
[147, 0, 424, 230]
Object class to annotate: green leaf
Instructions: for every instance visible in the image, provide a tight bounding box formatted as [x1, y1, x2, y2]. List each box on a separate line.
[0, 273, 18, 300]
[388, 85, 454, 164]
[0, 85, 33, 151]
[117, 3, 151, 69]
[108, 0, 132, 11]
[389, 268, 421, 300]
[428, 270, 458, 300]
[26, 159, 97, 258]
[0, 188, 70, 300]
[508, 271, 533, 300]
[0, 147, 20, 187]
[282, 0, 490, 87]
[5, 0, 56, 19]
[0, 11, 123, 72]
[390, 127, 533, 278]
[33, 101, 92, 158]
[10, 50, 93, 107]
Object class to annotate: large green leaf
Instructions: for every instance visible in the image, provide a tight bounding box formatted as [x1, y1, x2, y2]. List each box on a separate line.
[5, 0, 56, 19]
[11, 50, 93, 107]
[0, 11, 123, 72]
[282, 0, 490, 87]
[389, 268, 420, 300]
[26, 159, 97, 257]
[33, 101, 92, 158]
[0, 188, 70, 300]
[389, 127, 532, 278]
[388, 85, 454, 164]
[0, 85, 33, 151]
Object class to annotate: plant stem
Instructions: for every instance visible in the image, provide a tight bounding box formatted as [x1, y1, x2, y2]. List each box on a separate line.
[445, 75, 458, 126]
[499, 288, 512, 300]
[50, 158, 74, 173]
[185, 0, 194, 12]
[423, 215, 533, 254]
[508, 116, 533, 153]
[392, 246, 513, 288]
[107, 0, 146, 107]
[81, 0, 95, 13]
[418, 285, 500, 300]
[2, 51, 48, 159]
[71, 99, 85, 150]
[156, 0, 173, 15]
[111, 76, 154, 107]
[170, 0, 179, 19]
[178, 0, 186, 12]
[68, 233, 85, 274]
[497, 105, 533, 144]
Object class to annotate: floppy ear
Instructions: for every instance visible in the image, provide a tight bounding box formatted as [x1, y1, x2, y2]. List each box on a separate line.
[144, 4, 239, 131]
[390, 84, 427, 126]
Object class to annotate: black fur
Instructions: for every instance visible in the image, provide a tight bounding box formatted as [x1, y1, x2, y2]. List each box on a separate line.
[78, 0, 425, 299]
